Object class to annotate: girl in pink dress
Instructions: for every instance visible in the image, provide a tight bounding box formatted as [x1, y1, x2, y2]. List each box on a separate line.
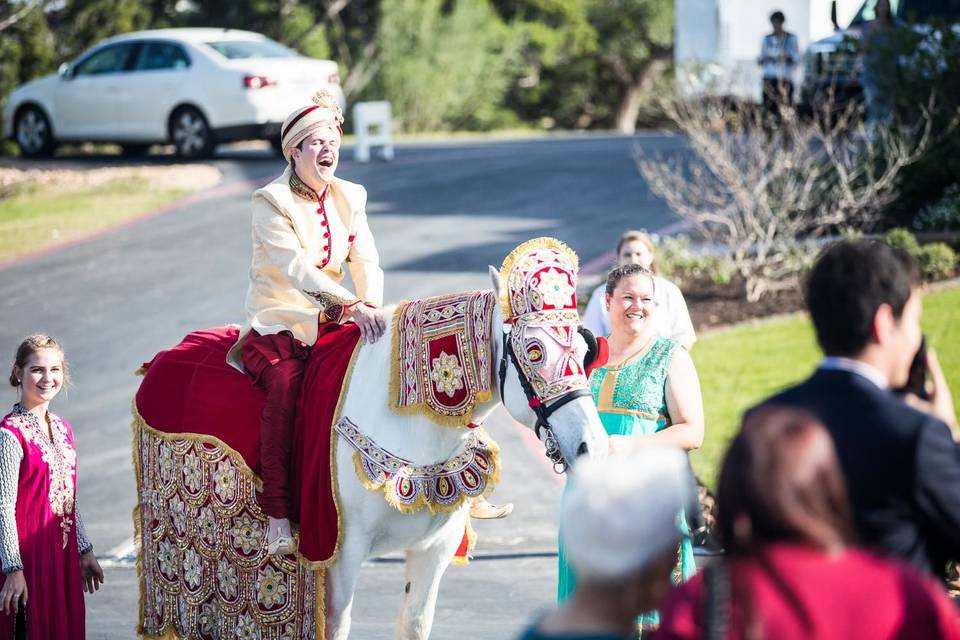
[0, 335, 103, 639]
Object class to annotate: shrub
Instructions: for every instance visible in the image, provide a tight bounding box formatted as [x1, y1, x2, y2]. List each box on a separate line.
[918, 243, 958, 281]
[914, 184, 960, 232]
[883, 227, 921, 255]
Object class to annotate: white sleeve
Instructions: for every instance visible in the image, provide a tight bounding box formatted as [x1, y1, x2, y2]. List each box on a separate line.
[0, 429, 23, 574]
[581, 284, 611, 337]
[659, 278, 697, 346]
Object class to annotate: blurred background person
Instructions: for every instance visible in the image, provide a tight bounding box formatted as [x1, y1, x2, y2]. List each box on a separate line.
[582, 231, 695, 350]
[655, 407, 960, 639]
[862, 0, 897, 125]
[562, 263, 705, 634]
[758, 10, 799, 121]
[522, 448, 692, 640]
[762, 239, 960, 579]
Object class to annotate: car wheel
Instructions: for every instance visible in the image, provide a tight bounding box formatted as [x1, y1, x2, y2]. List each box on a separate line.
[15, 106, 56, 158]
[121, 144, 151, 157]
[170, 107, 215, 159]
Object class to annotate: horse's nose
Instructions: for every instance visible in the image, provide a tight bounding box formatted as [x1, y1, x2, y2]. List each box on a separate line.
[576, 441, 590, 458]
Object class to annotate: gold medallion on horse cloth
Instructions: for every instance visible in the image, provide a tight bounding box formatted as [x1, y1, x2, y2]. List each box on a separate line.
[133, 415, 324, 640]
[390, 290, 496, 427]
[336, 416, 501, 515]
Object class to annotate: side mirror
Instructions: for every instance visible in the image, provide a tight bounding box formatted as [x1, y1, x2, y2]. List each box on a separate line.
[58, 62, 73, 79]
[830, 0, 839, 30]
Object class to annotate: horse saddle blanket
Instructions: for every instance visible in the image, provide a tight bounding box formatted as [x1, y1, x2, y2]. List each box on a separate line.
[136, 322, 361, 564]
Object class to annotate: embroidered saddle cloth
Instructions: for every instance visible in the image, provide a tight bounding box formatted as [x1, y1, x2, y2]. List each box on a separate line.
[133, 323, 361, 640]
[390, 290, 496, 426]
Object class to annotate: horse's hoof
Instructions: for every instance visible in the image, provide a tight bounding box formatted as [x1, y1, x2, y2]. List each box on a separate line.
[469, 500, 514, 519]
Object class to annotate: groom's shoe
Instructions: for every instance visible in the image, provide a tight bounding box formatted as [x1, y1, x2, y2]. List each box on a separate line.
[469, 497, 514, 519]
[266, 516, 298, 556]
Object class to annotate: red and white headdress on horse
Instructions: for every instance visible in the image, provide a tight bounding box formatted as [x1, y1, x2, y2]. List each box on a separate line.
[498, 238, 588, 402]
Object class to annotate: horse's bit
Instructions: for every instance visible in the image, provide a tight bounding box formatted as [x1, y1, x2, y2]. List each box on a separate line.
[497, 325, 600, 474]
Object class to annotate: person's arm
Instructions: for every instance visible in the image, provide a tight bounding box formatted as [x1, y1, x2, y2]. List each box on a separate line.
[786, 34, 800, 66]
[663, 280, 696, 350]
[252, 195, 359, 320]
[75, 500, 93, 557]
[0, 431, 23, 575]
[74, 500, 104, 593]
[610, 347, 705, 453]
[913, 418, 960, 565]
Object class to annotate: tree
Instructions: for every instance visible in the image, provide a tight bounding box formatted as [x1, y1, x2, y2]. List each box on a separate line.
[634, 99, 934, 301]
[588, 0, 673, 133]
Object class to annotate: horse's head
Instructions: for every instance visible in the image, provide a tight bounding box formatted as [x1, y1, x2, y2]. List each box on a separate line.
[491, 238, 608, 472]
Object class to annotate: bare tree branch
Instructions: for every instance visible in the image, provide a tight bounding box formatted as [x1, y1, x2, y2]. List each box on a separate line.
[0, 0, 41, 33]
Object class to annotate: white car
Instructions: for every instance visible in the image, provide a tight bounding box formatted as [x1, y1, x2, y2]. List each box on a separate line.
[2, 28, 344, 158]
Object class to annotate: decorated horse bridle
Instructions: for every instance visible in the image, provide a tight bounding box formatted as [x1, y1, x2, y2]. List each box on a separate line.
[497, 325, 600, 473]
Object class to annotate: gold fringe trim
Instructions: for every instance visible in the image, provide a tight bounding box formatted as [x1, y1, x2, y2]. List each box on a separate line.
[315, 566, 326, 640]
[297, 340, 363, 571]
[387, 299, 492, 428]
[450, 519, 478, 567]
[497, 237, 580, 320]
[130, 400, 264, 490]
[347, 428, 502, 516]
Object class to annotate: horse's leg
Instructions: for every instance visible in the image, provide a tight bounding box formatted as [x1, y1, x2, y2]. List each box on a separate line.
[324, 534, 368, 640]
[396, 509, 468, 640]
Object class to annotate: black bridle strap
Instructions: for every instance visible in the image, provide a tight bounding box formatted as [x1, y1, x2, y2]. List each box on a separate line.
[498, 330, 592, 440]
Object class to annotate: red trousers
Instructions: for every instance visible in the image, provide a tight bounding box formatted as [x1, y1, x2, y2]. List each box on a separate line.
[241, 329, 311, 519]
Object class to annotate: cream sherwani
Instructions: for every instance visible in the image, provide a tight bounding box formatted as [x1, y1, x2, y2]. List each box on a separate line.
[227, 167, 384, 369]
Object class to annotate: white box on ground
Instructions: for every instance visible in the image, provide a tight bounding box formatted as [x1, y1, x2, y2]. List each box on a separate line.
[352, 101, 394, 163]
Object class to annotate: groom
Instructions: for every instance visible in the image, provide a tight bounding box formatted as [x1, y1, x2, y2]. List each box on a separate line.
[757, 239, 960, 578]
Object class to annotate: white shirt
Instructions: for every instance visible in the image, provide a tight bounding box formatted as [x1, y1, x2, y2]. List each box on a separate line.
[581, 276, 696, 347]
[819, 356, 890, 390]
[759, 32, 800, 81]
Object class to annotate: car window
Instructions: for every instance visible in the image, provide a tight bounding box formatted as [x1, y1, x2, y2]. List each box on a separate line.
[135, 42, 191, 71]
[73, 43, 136, 76]
[204, 39, 296, 59]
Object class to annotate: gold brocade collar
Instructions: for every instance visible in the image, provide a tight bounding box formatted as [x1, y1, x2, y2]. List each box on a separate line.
[289, 170, 330, 203]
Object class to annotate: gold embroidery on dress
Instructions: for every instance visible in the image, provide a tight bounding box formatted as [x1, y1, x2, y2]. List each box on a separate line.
[11, 406, 76, 548]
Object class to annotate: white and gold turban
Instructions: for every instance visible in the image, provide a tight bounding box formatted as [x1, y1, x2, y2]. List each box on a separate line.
[280, 90, 344, 161]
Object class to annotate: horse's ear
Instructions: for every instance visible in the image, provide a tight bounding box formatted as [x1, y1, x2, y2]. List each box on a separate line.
[489, 266, 501, 297]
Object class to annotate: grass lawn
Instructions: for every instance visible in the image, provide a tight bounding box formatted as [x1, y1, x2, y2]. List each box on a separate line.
[0, 178, 189, 262]
[690, 284, 960, 489]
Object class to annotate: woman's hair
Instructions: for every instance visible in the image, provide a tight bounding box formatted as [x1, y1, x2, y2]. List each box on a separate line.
[9, 335, 68, 387]
[615, 230, 658, 274]
[605, 263, 656, 298]
[716, 406, 856, 556]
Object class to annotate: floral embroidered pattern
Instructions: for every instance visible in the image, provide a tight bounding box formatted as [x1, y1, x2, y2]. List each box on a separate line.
[430, 352, 465, 398]
[391, 291, 495, 426]
[135, 425, 320, 640]
[537, 268, 576, 309]
[8, 406, 77, 548]
[337, 416, 500, 514]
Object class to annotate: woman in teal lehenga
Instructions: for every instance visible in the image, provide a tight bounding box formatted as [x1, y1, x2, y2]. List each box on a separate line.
[559, 263, 705, 635]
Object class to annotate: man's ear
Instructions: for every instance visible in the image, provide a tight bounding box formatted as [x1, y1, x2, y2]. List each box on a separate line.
[489, 266, 501, 298]
[873, 303, 895, 345]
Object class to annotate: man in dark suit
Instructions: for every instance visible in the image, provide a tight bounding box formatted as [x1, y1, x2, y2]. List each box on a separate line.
[758, 239, 960, 578]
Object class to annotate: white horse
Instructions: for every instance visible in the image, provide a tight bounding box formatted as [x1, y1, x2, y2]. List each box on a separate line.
[325, 265, 608, 639]
[133, 239, 608, 640]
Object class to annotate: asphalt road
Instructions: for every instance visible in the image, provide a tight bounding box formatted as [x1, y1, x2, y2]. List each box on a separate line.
[0, 134, 686, 639]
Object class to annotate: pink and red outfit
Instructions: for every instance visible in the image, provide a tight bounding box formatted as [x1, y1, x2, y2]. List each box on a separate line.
[0, 405, 92, 639]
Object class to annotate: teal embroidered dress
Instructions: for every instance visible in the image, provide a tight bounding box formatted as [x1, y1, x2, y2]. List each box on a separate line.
[557, 336, 696, 630]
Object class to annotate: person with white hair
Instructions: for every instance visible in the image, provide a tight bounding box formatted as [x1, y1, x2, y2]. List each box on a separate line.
[521, 449, 693, 640]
